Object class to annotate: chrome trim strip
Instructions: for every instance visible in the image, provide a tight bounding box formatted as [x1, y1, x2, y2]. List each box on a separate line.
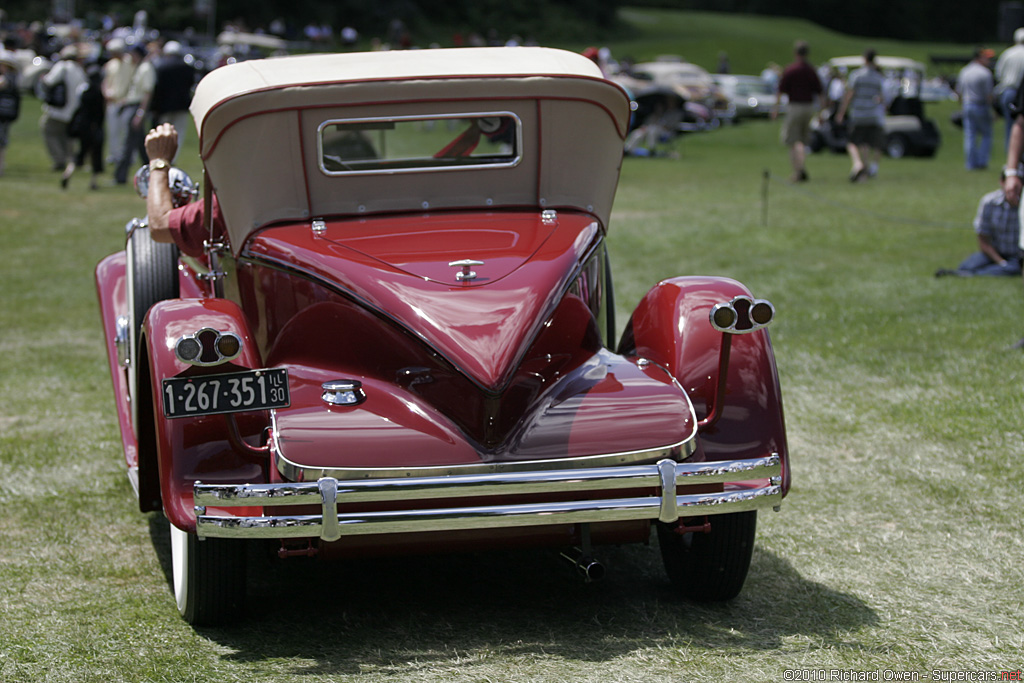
[195, 455, 782, 540]
[272, 431, 698, 482]
[115, 315, 130, 368]
[126, 466, 140, 499]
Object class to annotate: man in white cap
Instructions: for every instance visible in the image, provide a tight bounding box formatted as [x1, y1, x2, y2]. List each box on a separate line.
[102, 38, 133, 165]
[996, 28, 1024, 150]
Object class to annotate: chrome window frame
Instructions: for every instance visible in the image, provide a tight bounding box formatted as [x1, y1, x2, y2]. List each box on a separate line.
[317, 111, 523, 177]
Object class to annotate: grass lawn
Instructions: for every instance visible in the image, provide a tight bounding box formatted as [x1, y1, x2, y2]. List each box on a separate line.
[1, 8, 1023, 682]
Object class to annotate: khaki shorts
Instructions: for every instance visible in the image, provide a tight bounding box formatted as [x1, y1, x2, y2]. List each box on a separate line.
[781, 102, 817, 146]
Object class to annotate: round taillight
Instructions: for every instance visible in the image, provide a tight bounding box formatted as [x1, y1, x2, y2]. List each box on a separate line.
[751, 301, 774, 326]
[216, 333, 241, 359]
[175, 336, 202, 363]
[711, 304, 737, 330]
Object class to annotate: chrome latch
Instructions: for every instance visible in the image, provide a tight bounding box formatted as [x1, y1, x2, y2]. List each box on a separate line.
[197, 270, 226, 282]
[449, 259, 484, 282]
[203, 239, 227, 255]
[311, 218, 326, 235]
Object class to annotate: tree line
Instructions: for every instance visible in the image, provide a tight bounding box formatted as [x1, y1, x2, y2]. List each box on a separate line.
[6, 0, 620, 43]
[5, 0, 1012, 45]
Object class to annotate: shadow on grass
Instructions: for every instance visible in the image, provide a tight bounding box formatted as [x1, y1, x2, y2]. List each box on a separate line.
[148, 514, 876, 675]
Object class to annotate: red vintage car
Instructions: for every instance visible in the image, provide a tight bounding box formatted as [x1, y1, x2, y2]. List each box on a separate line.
[95, 47, 789, 625]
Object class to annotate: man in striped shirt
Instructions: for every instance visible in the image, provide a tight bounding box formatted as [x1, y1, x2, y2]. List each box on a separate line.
[836, 49, 886, 182]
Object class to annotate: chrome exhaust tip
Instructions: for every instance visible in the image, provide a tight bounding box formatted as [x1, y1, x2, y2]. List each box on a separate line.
[560, 547, 605, 583]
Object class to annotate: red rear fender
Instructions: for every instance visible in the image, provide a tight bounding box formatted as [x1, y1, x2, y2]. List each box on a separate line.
[143, 299, 269, 531]
[620, 276, 790, 493]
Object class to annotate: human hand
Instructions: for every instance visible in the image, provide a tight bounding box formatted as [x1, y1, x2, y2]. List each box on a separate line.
[144, 122, 179, 163]
[1005, 174, 1022, 208]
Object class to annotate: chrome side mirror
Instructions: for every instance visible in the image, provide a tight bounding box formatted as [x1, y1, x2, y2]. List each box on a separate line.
[134, 165, 199, 208]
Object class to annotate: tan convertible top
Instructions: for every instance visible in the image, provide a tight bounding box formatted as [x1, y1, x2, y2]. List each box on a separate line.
[189, 47, 632, 252]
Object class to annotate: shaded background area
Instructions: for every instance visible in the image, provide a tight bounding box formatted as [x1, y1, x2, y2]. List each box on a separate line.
[4, 0, 1022, 44]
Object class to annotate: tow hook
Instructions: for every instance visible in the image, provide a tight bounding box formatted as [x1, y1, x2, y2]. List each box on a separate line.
[673, 518, 712, 536]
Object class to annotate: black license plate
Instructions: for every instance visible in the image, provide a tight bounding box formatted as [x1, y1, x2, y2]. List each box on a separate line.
[162, 368, 290, 419]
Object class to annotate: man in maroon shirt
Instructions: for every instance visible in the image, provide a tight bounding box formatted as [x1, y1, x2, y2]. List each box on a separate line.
[773, 40, 826, 182]
[144, 122, 225, 257]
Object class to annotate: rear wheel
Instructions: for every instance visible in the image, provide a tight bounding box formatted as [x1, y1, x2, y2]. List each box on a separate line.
[170, 523, 246, 626]
[127, 226, 180, 511]
[656, 510, 757, 601]
[128, 225, 180, 360]
[885, 133, 909, 159]
[127, 225, 179, 428]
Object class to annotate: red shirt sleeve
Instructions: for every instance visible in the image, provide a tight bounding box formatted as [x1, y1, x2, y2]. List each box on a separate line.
[166, 197, 226, 258]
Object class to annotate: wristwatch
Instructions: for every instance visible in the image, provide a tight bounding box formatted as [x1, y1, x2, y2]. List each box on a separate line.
[149, 158, 170, 172]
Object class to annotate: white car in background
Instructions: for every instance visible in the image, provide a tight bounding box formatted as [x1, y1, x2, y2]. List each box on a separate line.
[614, 57, 735, 127]
[712, 74, 785, 119]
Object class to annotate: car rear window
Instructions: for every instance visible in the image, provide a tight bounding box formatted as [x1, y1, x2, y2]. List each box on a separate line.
[318, 113, 521, 176]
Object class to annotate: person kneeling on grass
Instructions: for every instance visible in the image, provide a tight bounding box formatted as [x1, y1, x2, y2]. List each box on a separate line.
[936, 169, 1022, 277]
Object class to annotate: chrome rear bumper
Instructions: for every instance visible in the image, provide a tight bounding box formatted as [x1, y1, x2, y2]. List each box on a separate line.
[194, 454, 782, 540]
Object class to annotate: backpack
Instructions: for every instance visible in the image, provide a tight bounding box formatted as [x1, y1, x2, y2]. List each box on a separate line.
[0, 71, 18, 122]
[0, 88, 19, 122]
[40, 68, 68, 108]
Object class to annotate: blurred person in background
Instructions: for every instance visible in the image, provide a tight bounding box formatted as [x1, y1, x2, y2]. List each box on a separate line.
[836, 48, 886, 182]
[102, 38, 132, 165]
[995, 28, 1024, 151]
[113, 43, 155, 184]
[0, 50, 20, 176]
[62, 59, 106, 190]
[149, 40, 196, 155]
[773, 40, 825, 183]
[825, 66, 846, 118]
[956, 47, 996, 170]
[1000, 70, 1024, 347]
[40, 43, 87, 172]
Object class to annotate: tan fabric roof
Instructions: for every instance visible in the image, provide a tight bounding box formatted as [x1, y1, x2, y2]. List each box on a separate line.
[188, 48, 632, 252]
[191, 47, 620, 127]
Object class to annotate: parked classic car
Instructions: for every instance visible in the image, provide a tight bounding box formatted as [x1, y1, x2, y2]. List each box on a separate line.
[711, 74, 786, 119]
[95, 47, 789, 625]
[614, 57, 736, 129]
[810, 55, 941, 159]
